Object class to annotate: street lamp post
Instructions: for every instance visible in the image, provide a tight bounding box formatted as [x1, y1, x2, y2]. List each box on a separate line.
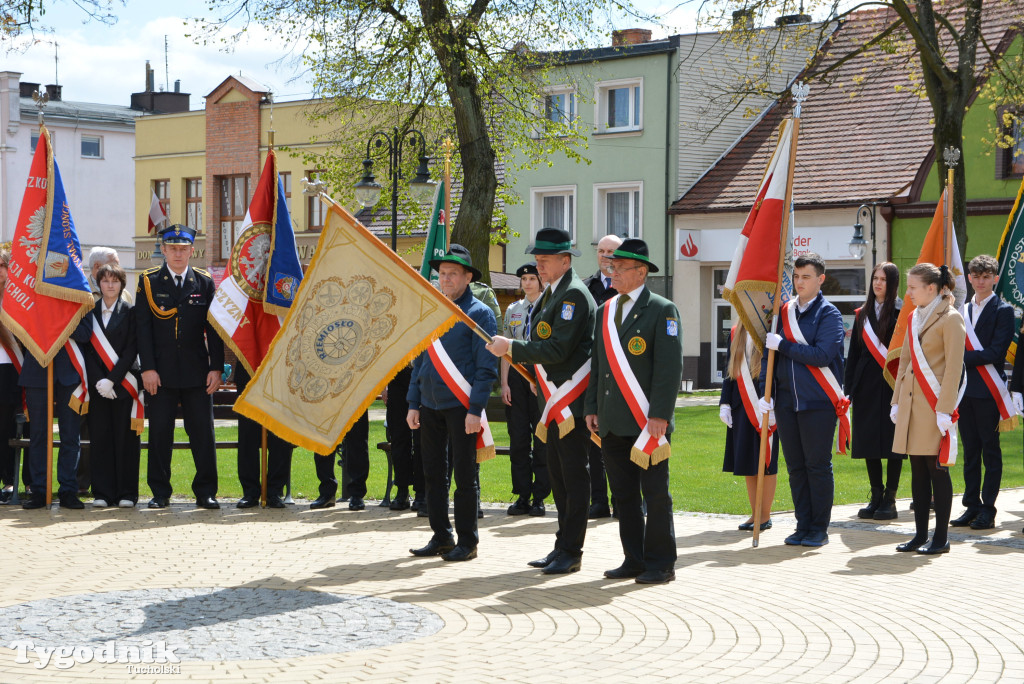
[849, 203, 879, 269]
[354, 127, 435, 251]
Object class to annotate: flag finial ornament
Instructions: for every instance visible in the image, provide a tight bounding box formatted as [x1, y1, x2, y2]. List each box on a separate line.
[791, 81, 810, 117]
[943, 146, 961, 169]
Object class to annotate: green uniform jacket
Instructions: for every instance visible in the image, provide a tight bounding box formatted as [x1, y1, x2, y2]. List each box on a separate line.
[584, 287, 682, 438]
[510, 268, 595, 417]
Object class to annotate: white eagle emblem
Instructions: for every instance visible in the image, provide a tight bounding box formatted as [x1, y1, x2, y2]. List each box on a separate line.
[19, 206, 46, 262]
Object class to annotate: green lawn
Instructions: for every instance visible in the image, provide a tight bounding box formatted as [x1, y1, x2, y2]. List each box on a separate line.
[126, 404, 1024, 515]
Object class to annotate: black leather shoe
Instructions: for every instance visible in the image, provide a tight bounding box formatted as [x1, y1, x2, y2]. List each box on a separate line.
[588, 502, 611, 519]
[738, 521, 754, 531]
[410, 497, 423, 511]
[147, 497, 169, 509]
[896, 537, 927, 552]
[950, 510, 977, 527]
[635, 569, 675, 585]
[969, 514, 995, 530]
[22, 496, 47, 510]
[390, 492, 410, 511]
[309, 495, 336, 510]
[441, 545, 477, 562]
[604, 563, 644, 579]
[507, 498, 530, 516]
[59, 493, 85, 509]
[529, 501, 546, 517]
[266, 495, 286, 509]
[410, 538, 456, 557]
[348, 497, 365, 511]
[541, 554, 581, 575]
[917, 540, 950, 555]
[237, 496, 259, 509]
[527, 549, 560, 568]
[196, 496, 220, 510]
[416, 505, 429, 517]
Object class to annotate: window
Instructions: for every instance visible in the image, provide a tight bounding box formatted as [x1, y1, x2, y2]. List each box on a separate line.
[594, 182, 642, 239]
[595, 78, 642, 133]
[30, 131, 52, 153]
[219, 174, 249, 259]
[279, 171, 292, 220]
[530, 186, 576, 242]
[185, 178, 203, 231]
[153, 180, 170, 225]
[997, 107, 1024, 179]
[306, 170, 326, 231]
[81, 135, 102, 158]
[543, 88, 576, 125]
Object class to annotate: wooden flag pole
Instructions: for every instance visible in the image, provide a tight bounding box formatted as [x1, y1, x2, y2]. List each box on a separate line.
[260, 428, 269, 507]
[46, 363, 53, 507]
[942, 147, 959, 268]
[752, 82, 809, 548]
[442, 137, 454, 246]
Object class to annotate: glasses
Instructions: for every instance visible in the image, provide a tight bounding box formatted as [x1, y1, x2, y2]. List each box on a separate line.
[606, 264, 640, 274]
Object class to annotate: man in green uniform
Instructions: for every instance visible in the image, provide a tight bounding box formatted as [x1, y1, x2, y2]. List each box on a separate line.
[585, 238, 682, 585]
[487, 227, 596, 575]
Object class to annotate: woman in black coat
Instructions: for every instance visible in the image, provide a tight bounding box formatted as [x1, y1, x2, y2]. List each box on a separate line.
[71, 264, 142, 507]
[845, 261, 903, 519]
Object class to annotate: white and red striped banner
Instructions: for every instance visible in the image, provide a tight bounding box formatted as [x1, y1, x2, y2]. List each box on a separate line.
[426, 339, 495, 462]
[908, 314, 967, 466]
[90, 317, 145, 435]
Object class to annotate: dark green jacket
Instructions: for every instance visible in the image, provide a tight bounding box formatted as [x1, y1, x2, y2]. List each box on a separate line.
[510, 268, 595, 416]
[584, 286, 682, 438]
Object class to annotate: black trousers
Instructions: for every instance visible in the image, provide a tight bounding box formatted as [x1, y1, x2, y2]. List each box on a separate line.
[387, 366, 422, 493]
[340, 411, 369, 499]
[589, 441, 609, 505]
[314, 452, 337, 500]
[505, 370, 549, 501]
[547, 421, 591, 558]
[0, 400, 17, 487]
[958, 396, 1002, 517]
[235, 366, 292, 500]
[88, 394, 141, 504]
[602, 432, 676, 571]
[421, 405, 478, 549]
[26, 383, 80, 496]
[775, 407, 836, 533]
[146, 385, 217, 500]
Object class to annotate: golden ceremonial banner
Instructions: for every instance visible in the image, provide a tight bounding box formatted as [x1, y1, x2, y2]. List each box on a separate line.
[233, 198, 461, 454]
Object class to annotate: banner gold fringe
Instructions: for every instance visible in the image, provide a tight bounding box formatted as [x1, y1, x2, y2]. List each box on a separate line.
[476, 445, 496, 463]
[998, 415, 1018, 432]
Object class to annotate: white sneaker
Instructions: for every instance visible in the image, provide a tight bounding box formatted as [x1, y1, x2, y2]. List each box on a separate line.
[92, 499, 108, 508]
[118, 500, 134, 508]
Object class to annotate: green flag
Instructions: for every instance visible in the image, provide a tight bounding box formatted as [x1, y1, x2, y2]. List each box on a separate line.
[420, 179, 447, 283]
[995, 176, 1024, 363]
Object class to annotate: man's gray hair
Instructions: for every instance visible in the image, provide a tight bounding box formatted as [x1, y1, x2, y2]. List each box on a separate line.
[88, 246, 119, 270]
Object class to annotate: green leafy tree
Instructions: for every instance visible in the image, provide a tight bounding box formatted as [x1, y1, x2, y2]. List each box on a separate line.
[1, 0, 121, 42]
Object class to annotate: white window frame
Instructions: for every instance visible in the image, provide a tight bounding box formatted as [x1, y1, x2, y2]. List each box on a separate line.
[530, 185, 577, 243]
[592, 181, 643, 241]
[80, 134, 102, 159]
[541, 85, 577, 126]
[594, 77, 643, 135]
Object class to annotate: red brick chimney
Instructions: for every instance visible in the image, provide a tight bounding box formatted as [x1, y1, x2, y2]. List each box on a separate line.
[611, 28, 653, 47]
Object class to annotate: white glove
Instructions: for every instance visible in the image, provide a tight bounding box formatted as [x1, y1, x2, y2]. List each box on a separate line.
[765, 333, 782, 351]
[1013, 392, 1024, 415]
[719, 404, 733, 428]
[95, 378, 116, 400]
[936, 412, 953, 436]
[890, 405, 899, 424]
[758, 397, 776, 427]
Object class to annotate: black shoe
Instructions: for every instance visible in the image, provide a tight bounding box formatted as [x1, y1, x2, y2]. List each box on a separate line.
[529, 501, 546, 517]
[266, 495, 286, 509]
[738, 520, 754, 531]
[196, 496, 220, 510]
[873, 488, 898, 520]
[917, 540, 950, 555]
[348, 497, 365, 511]
[390, 492, 411, 511]
[0, 489, 12, 504]
[147, 497, 169, 509]
[309, 495, 336, 510]
[588, 502, 611, 519]
[442, 545, 478, 562]
[801, 531, 829, 547]
[784, 530, 808, 546]
[950, 510, 977, 527]
[542, 554, 581, 575]
[22, 496, 46, 510]
[410, 497, 423, 511]
[635, 569, 675, 585]
[896, 537, 927, 552]
[858, 487, 883, 519]
[969, 514, 995, 530]
[237, 496, 260, 509]
[410, 538, 455, 557]
[507, 497, 530, 516]
[59, 494, 85, 509]
[478, 508, 484, 519]
[527, 549, 560, 568]
[417, 505, 429, 518]
[759, 519, 772, 531]
[604, 563, 644, 579]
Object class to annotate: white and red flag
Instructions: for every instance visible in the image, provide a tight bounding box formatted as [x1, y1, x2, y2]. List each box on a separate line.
[147, 190, 168, 234]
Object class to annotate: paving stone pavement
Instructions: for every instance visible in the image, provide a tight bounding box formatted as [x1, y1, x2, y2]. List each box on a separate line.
[1, 489, 1023, 683]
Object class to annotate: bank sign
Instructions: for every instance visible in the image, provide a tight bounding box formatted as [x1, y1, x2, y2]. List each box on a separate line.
[676, 225, 861, 262]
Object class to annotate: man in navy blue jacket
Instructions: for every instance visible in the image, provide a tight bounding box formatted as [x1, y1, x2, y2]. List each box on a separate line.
[952, 255, 1014, 530]
[760, 253, 846, 547]
[407, 245, 497, 562]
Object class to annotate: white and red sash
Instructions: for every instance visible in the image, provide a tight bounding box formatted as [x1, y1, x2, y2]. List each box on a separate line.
[781, 301, 850, 454]
[602, 296, 669, 469]
[90, 317, 145, 435]
[65, 340, 89, 415]
[856, 306, 899, 387]
[962, 305, 1018, 430]
[730, 327, 776, 468]
[534, 359, 590, 442]
[426, 339, 495, 462]
[908, 314, 967, 466]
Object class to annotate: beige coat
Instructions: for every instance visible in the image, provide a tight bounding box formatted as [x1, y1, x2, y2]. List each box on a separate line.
[891, 297, 966, 456]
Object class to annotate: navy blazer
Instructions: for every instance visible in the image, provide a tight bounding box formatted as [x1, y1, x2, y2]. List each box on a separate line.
[963, 296, 1014, 399]
[71, 298, 139, 399]
[19, 345, 80, 388]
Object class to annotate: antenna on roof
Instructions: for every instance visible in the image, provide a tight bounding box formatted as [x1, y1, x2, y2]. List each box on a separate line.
[54, 41, 59, 86]
[164, 35, 170, 91]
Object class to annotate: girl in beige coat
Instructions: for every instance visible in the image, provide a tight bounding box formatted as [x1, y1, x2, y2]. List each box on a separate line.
[891, 263, 965, 555]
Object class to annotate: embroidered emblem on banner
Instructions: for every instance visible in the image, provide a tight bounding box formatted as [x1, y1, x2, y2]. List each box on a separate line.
[537, 321, 552, 339]
[628, 337, 646, 355]
[561, 302, 575, 320]
[666, 319, 678, 337]
[286, 276, 396, 403]
[274, 274, 297, 301]
[231, 224, 272, 298]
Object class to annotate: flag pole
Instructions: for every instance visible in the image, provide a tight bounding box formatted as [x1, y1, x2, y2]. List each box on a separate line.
[46, 363, 53, 507]
[260, 120, 276, 508]
[942, 147, 960, 268]
[442, 137, 454, 247]
[752, 82, 808, 548]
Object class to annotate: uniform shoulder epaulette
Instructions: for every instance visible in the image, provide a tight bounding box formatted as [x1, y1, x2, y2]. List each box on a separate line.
[140, 266, 161, 278]
[193, 267, 211, 277]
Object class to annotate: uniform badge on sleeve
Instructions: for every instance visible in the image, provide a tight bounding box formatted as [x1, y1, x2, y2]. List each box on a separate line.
[561, 302, 575, 321]
[666, 319, 679, 337]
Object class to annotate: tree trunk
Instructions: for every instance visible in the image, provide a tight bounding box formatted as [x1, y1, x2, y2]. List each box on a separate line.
[933, 103, 968, 263]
